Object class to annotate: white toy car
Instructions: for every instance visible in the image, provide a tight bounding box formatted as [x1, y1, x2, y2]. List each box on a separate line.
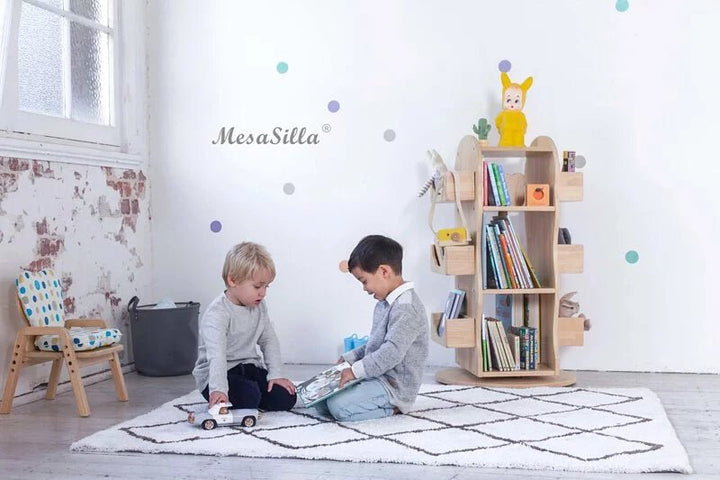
[187, 402, 258, 430]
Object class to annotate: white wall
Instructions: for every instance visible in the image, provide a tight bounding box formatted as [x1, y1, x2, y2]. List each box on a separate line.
[147, 0, 720, 373]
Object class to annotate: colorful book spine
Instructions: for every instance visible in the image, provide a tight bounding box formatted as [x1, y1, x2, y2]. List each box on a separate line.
[482, 160, 488, 206]
[487, 162, 500, 207]
[496, 163, 511, 206]
[491, 163, 507, 206]
[487, 225, 509, 289]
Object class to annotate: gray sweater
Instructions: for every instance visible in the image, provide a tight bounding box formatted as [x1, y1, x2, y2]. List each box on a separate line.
[192, 294, 283, 394]
[343, 282, 429, 413]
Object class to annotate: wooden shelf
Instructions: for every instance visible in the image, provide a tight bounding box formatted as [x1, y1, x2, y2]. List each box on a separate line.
[482, 288, 555, 295]
[436, 367, 576, 387]
[482, 206, 555, 212]
[477, 146, 554, 157]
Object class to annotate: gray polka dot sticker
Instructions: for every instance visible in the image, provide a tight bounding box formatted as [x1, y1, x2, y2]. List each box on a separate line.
[575, 155, 587, 169]
[283, 183, 295, 195]
[383, 129, 396, 142]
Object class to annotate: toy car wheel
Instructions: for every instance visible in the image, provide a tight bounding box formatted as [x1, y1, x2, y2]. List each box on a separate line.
[242, 416, 256, 427]
[202, 419, 217, 430]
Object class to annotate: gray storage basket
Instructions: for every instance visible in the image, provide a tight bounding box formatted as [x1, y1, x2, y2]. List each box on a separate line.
[127, 296, 200, 376]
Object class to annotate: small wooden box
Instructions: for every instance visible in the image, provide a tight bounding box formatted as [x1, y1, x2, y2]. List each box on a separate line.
[558, 172, 583, 202]
[557, 244, 584, 274]
[435, 171, 475, 202]
[430, 312, 476, 348]
[526, 184, 550, 206]
[430, 244, 475, 276]
[558, 317, 585, 346]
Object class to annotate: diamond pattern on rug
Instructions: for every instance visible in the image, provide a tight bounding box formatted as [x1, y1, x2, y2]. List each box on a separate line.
[410, 404, 513, 427]
[388, 427, 507, 455]
[467, 417, 581, 442]
[530, 431, 661, 461]
[71, 385, 692, 474]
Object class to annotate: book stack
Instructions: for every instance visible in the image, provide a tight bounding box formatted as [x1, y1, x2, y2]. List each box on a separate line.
[483, 160, 511, 206]
[480, 314, 539, 372]
[484, 215, 541, 289]
[479, 295, 541, 371]
[437, 289, 466, 336]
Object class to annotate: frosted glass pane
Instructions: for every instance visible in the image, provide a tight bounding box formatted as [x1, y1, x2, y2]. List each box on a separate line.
[18, 2, 64, 117]
[70, 21, 110, 125]
[70, 0, 109, 26]
[34, 0, 63, 8]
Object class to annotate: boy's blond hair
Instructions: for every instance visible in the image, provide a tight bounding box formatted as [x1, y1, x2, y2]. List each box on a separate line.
[222, 242, 276, 287]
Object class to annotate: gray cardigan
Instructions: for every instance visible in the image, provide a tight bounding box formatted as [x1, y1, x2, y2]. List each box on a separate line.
[192, 294, 283, 394]
[343, 282, 429, 413]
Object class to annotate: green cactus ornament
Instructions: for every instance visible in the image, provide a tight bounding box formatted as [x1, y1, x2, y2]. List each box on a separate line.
[473, 118, 491, 141]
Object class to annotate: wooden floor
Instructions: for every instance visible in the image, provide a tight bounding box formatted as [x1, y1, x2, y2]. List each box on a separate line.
[0, 365, 718, 480]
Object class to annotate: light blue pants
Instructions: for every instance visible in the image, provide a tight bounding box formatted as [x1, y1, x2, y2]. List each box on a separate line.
[314, 378, 395, 422]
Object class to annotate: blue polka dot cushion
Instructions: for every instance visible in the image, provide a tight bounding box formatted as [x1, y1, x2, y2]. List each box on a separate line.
[16, 269, 64, 327]
[35, 327, 122, 352]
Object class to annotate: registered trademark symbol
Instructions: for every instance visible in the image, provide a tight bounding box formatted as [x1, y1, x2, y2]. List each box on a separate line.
[322, 124, 331, 133]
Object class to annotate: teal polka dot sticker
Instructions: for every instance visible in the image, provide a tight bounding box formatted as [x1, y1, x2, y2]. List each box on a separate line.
[616, 0, 629, 12]
[276, 62, 288, 74]
[625, 250, 639, 264]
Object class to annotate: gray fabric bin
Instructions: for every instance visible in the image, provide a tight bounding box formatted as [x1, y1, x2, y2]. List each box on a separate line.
[127, 296, 200, 376]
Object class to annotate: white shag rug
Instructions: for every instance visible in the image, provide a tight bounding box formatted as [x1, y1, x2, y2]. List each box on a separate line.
[71, 385, 692, 474]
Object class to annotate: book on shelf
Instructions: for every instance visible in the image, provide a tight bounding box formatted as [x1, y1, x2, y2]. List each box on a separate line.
[523, 294, 541, 363]
[491, 163, 507, 206]
[484, 215, 541, 289]
[448, 288, 465, 319]
[296, 362, 360, 407]
[509, 325, 537, 370]
[438, 289, 466, 336]
[506, 331, 521, 371]
[480, 316, 518, 372]
[496, 163, 512, 206]
[486, 162, 500, 207]
[438, 291, 455, 336]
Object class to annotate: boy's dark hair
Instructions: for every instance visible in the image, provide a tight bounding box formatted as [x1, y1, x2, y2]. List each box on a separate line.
[348, 235, 403, 275]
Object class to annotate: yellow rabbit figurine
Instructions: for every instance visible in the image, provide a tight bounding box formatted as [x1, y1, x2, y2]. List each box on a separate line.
[495, 72, 533, 147]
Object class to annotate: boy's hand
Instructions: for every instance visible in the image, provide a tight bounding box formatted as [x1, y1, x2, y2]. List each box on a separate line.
[268, 378, 296, 395]
[336, 356, 345, 364]
[339, 367, 356, 388]
[209, 391, 228, 407]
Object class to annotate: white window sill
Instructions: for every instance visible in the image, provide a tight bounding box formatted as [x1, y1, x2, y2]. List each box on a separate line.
[0, 133, 145, 169]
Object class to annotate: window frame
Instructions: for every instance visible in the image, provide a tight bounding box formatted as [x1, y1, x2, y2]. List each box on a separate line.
[0, 0, 145, 168]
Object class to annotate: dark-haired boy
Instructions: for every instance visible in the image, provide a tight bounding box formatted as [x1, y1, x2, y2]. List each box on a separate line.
[316, 235, 429, 422]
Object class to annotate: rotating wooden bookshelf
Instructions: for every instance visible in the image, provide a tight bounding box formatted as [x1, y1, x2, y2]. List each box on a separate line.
[429, 135, 585, 387]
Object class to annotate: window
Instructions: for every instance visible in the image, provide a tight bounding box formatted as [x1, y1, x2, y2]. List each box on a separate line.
[0, 0, 145, 166]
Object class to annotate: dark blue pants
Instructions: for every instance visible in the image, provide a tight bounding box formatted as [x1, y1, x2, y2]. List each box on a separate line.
[201, 362, 296, 411]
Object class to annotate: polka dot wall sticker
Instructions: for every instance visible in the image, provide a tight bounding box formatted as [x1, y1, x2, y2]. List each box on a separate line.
[283, 183, 295, 195]
[328, 100, 340, 113]
[616, 0, 629, 12]
[210, 220, 222, 233]
[575, 155, 587, 169]
[277, 61, 289, 74]
[498, 60, 512, 73]
[384, 129, 396, 142]
[625, 250, 639, 264]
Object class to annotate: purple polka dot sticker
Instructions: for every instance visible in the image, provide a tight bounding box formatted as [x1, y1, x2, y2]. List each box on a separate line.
[328, 100, 340, 113]
[210, 220, 222, 233]
[616, 0, 629, 12]
[498, 60, 512, 73]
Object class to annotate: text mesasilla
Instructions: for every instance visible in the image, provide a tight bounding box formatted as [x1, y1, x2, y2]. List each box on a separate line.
[211, 126, 320, 145]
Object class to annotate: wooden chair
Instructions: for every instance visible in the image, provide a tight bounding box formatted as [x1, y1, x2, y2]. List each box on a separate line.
[1, 270, 128, 417]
